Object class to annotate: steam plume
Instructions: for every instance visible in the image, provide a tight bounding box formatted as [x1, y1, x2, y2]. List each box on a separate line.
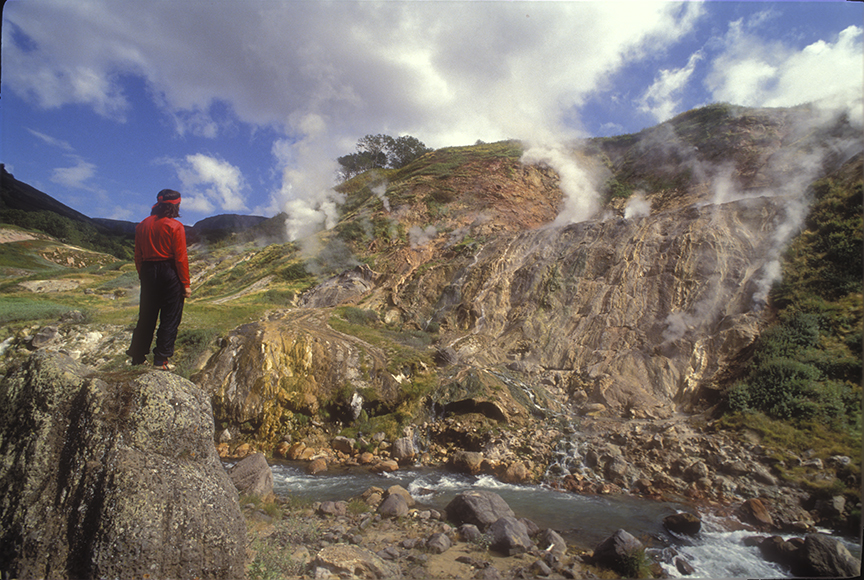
[521, 144, 601, 226]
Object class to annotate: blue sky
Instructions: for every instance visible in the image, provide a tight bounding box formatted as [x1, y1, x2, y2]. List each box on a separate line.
[2, 1, 861, 236]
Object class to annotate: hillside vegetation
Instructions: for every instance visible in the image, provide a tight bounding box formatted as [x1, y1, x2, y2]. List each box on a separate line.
[1, 104, 861, 501]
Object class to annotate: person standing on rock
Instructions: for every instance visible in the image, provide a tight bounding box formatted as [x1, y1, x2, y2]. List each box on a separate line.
[126, 189, 191, 370]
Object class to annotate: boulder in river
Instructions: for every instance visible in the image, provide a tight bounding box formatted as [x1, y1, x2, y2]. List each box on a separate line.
[0, 351, 246, 580]
[663, 512, 702, 536]
[591, 528, 646, 576]
[445, 489, 515, 530]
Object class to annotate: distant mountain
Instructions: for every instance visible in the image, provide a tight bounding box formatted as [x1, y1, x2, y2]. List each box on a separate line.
[0, 165, 278, 247]
[1, 165, 96, 226]
[193, 214, 269, 232]
[91, 217, 137, 236]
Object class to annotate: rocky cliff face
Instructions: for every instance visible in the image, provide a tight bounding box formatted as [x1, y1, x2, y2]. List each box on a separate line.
[197, 105, 861, 444]
[386, 196, 784, 417]
[0, 351, 245, 580]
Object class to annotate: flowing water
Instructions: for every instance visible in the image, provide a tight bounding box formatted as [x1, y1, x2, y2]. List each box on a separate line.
[270, 461, 861, 578]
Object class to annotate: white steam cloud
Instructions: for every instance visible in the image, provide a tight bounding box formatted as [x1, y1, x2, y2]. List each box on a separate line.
[372, 183, 390, 213]
[624, 192, 652, 219]
[270, 114, 344, 242]
[409, 225, 438, 248]
[521, 145, 601, 226]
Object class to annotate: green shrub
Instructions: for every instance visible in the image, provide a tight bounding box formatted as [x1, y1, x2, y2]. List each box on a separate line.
[342, 307, 379, 326]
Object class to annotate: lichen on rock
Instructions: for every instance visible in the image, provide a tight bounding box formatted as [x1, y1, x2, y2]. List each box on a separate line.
[0, 351, 245, 580]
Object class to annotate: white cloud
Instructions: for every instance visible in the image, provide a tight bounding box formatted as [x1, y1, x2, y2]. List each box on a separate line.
[638, 51, 704, 123]
[27, 128, 74, 151]
[4, 1, 706, 214]
[51, 158, 97, 190]
[174, 154, 249, 214]
[706, 21, 863, 120]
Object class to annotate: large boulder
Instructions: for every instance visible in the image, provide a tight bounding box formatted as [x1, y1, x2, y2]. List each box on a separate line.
[591, 529, 645, 576]
[799, 533, 861, 578]
[445, 490, 515, 530]
[0, 351, 245, 580]
[488, 516, 533, 556]
[227, 452, 274, 499]
[448, 450, 485, 475]
[663, 512, 702, 536]
[736, 498, 774, 529]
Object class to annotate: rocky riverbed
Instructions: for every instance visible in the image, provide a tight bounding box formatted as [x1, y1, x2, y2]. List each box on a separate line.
[221, 408, 862, 579]
[235, 462, 861, 580]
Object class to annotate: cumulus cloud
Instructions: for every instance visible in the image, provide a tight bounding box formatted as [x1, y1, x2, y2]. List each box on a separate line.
[173, 153, 248, 214]
[638, 51, 704, 123]
[51, 157, 98, 190]
[706, 21, 863, 122]
[4, 0, 705, 232]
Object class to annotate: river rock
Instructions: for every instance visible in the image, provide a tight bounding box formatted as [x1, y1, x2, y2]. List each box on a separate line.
[736, 498, 774, 529]
[312, 544, 400, 579]
[675, 556, 696, 575]
[445, 490, 515, 530]
[307, 457, 327, 474]
[489, 516, 533, 556]
[536, 529, 567, 558]
[591, 529, 645, 575]
[663, 512, 702, 536]
[378, 493, 409, 518]
[391, 437, 416, 463]
[683, 460, 710, 482]
[604, 455, 631, 485]
[426, 532, 452, 554]
[331, 435, 355, 455]
[227, 452, 274, 499]
[371, 459, 399, 473]
[0, 351, 245, 580]
[799, 533, 861, 578]
[386, 484, 415, 508]
[458, 523, 484, 543]
[501, 460, 532, 483]
[449, 450, 485, 475]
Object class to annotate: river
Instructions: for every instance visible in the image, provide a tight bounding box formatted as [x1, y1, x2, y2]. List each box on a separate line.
[270, 461, 861, 579]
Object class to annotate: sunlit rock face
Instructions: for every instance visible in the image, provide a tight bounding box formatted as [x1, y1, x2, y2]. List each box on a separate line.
[390, 196, 786, 417]
[196, 105, 861, 432]
[195, 308, 405, 441]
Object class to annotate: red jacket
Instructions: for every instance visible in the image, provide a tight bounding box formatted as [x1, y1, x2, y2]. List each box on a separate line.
[134, 215, 190, 288]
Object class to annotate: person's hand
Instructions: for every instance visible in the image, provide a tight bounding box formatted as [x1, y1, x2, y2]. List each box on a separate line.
[184, 287, 192, 299]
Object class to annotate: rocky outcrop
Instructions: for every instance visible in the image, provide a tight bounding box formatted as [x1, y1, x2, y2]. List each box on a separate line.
[0, 351, 245, 580]
[389, 196, 784, 417]
[195, 308, 403, 443]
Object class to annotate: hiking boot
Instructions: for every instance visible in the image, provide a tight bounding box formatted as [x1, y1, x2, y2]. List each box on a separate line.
[154, 360, 175, 371]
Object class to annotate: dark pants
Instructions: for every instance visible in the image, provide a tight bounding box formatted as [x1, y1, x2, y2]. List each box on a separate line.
[127, 260, 185, 364]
